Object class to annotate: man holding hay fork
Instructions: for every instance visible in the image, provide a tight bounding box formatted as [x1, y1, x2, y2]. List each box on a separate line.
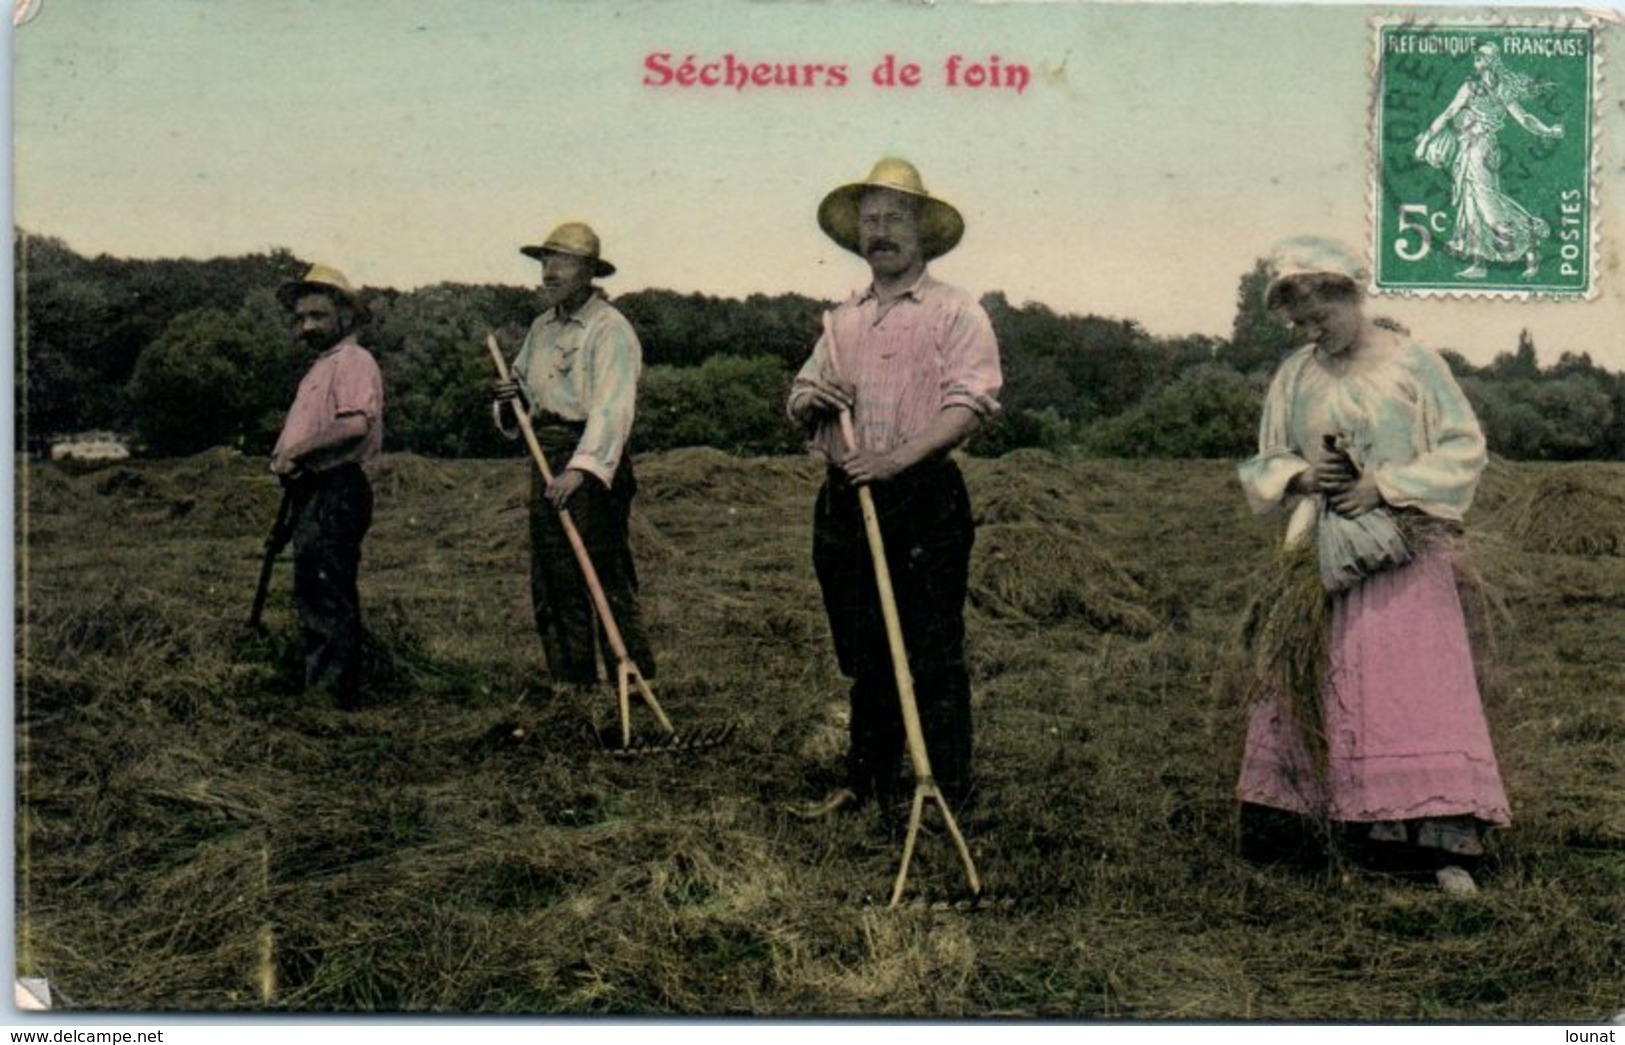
[787, 158, 1002, 819]
[1236, 236, 1510, 895]
[491, 221, 656, 691]
[270, 263, 385, 709]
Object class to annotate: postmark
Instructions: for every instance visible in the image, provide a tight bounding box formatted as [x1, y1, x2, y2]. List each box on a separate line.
[1371, 18, 1599, 298]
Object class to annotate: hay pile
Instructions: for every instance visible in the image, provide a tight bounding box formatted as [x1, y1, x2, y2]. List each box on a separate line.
[90, 449, 284, 536]
[1503, 470, 1625, 556]
[18, 461, 92, 518]
[963, 450, 1181, 634]
[970, 522, 1172, 635]
[370, 453, 460, 499]
[1471, 454, 1529, 518]
[638, 447, 822, 506]
[972, 457, 1099, 527]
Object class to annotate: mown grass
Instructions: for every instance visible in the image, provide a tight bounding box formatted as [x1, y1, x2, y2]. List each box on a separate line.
[13, 449, 1625, 1018]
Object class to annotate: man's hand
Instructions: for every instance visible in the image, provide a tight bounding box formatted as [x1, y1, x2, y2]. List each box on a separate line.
[269, 449, 300, 478]
[839, 448, 907, 486]
[792, 375, 856, 420]
[545, 468, 587, 510]
[492, 377, 525, 408]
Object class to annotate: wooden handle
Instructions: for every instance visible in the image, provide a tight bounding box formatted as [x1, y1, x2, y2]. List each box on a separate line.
[820, 315, 981, 903]
[484, 334, 634, 663]
[818, 313, 934, 783]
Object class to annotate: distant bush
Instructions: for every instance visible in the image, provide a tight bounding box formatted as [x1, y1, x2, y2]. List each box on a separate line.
[635, 355, 801, 456]
[1463, 374, 1617, 461]
[965, 407, 1075, 457]
[1077, 365, 1261, 459]
[126, 307, 295, 456]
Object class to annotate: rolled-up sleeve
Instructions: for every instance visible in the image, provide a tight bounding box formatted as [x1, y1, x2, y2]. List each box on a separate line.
[788, 329, 834, 424]
[939, 297, 1001, 418]
[571, 312, 641, 485]
[331, 345, 383, 426]
[1238, 350, 1311, 515]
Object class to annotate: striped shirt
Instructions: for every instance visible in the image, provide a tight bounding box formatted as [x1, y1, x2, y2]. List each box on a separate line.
[509, 292, 641, 485]
[273, 336, 384, 470]
[790, 270, 1001, 461]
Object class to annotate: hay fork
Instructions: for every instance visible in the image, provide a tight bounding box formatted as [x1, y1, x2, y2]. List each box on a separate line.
[819, 313, 982, 907]
[485, 333, 694, 752]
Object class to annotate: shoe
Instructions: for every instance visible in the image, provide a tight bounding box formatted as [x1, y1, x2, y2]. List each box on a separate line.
[1435, 865, 1479, 896]
[785, 788, 858, 821]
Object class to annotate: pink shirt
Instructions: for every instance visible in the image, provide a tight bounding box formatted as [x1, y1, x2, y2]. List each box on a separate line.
[790, 270, 1001, 461]
[273, 336, 384, 469]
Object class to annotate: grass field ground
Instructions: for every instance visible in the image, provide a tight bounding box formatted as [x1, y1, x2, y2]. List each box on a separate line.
[13, 448, 1625, 1018]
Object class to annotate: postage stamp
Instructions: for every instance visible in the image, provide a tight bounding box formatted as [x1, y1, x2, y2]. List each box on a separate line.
[1371, 18, 1600, 298]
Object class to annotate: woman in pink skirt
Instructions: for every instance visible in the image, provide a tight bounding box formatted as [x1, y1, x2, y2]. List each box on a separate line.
[1236, 237, 1511, 893]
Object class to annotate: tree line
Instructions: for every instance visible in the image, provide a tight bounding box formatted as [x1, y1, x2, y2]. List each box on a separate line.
[15, 232, 1625, 462]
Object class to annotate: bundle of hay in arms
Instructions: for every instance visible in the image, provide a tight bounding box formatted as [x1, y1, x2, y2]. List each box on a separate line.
[1236, 540, 1334, 771]
[1234, 511, 1512, 775]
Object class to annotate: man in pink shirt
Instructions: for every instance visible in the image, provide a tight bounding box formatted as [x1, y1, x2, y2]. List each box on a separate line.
[271, 264, 385, 709]
[788, 158, 1003, 817]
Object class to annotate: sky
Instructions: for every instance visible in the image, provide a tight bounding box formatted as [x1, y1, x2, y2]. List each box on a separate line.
[10, 0, 1625, 369]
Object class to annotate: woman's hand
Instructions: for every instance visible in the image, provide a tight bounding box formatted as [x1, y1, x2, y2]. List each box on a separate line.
[1324, 470, 1382, 517]
[1291, 443, 1383, 516]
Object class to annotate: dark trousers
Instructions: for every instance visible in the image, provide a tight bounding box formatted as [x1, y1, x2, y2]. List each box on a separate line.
[812, 460, 975, 806]
[528, 442, 654, 687]
[290, 464, 372, 705]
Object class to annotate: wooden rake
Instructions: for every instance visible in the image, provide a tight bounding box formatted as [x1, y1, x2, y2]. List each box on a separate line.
[819, 313, 982, 907]
[486, 334, 730, 755]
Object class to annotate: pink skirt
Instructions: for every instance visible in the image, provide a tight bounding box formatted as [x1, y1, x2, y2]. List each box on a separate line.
[1238, 547, 1512, 827]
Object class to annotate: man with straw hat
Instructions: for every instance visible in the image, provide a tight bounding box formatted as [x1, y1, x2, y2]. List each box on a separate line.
[271, 263, 385, 709]
[788, 158, 1003, 818]
[492, 222, 655, 690]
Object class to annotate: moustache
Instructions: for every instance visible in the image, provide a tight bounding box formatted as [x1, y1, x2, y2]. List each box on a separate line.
[866, 240, 900, 255]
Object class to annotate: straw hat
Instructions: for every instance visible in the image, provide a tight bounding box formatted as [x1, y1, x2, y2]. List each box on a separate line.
[818, 157, 965, 261]
[520, 221, 616, 277]
[277, 263, 368, 315]
[1262, 236, 1368, 308]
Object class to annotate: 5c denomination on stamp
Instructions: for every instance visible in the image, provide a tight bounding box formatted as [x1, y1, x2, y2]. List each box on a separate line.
[1372, 19, 1598, 298]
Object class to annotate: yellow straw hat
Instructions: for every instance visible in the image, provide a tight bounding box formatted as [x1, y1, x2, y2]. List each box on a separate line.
[520, 221, 616, 277]
[817, 157, 965, 261]
[277, 263, 368, 315]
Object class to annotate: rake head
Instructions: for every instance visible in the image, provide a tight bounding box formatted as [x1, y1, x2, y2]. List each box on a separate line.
[855, 889, 1022, 914]
[597, 721, 738, 757]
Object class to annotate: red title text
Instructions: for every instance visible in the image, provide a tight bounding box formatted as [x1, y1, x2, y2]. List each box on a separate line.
[643, 53, 1031, 93]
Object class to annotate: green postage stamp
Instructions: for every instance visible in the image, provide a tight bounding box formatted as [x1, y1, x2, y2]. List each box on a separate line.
[1372, 19, 1599, 298]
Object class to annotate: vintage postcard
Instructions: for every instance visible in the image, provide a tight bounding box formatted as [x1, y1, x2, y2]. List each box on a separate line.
[9, 0, 1625, 1027]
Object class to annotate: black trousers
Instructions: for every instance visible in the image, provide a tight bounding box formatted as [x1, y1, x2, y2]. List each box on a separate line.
[528, 441, 654, 687]
[812, 460, 975, 806]
[290, 464, 372, 705]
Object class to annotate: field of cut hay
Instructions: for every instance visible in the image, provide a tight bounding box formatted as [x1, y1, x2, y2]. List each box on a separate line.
[13, 448, 1625, 1019]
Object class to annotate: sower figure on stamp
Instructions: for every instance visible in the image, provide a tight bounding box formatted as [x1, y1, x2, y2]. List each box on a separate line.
[270, 264, 385, 709]
[788, 158, 1002, 819]
[492, 222, 655, 691]
[1413, 43, 1564, 280]
[1236, 237, 1511, 895]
